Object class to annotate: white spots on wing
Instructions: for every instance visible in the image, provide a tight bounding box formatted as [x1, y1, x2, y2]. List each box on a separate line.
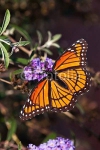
[45, 106, 48, 109]
[37, 109, 39, 112]
[45, 106, 50, 109]
[81, 61, 84, 64]
[32, 111, 35, 114]
[77, 40, 80, 42]
[27, 99, 30, 102]
[30, 101, 32, 105]
[41, 108, 44, 111]
[82, 57, 85, 60]
[68, 48, 71, 51]
[23, 105, 25, 108]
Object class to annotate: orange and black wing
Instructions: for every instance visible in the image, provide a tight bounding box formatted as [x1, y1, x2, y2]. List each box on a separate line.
[50, 68, 90, 112]
[53, 38, 88, 71]
[50, 39, 91, 112]
[20, 78, 51, 120]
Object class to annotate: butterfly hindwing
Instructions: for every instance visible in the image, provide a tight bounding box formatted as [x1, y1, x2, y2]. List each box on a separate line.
[20, 79, 51, 120]
[50, 68, 90, 112]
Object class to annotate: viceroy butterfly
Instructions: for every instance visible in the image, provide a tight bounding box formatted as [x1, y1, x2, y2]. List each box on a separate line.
[20, 39, 91, 120]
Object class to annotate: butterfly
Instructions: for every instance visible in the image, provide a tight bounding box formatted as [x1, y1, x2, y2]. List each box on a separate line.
[20, 39, 91, 120]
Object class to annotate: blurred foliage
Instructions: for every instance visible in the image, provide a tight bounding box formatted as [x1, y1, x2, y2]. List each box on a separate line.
[0, 0, 99, 36]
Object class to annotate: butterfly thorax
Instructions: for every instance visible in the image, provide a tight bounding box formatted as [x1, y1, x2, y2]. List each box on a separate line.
[46, 71, 57, 80]
[46, 71, 68, 89]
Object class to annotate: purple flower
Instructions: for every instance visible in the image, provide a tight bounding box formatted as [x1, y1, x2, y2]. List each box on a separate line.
[27, 137, 75, 150]
[23, 58, 54, 81]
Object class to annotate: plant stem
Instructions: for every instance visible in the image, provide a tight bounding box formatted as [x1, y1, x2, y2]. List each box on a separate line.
[0, 39, 10, 45]
[0, 78, 12, 85]
[8, 35, 32, 56]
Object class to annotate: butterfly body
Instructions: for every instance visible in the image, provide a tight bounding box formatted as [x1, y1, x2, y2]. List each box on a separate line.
[20, 39, 91, 120]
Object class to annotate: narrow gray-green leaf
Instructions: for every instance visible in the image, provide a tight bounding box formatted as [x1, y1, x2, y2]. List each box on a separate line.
[16, 58, 28, 65]
[6, 118, 17, 141]
[57, 48, 64, 55]
[76, 103, 85, 115]
[18, 141, 22, 150]
[12, 41, 30, 47]
[10, 69, 23, 80]
[42, 132, 57, 143]
[12, 69, 23, 75]
[51, 43, 60, 48]
[37, 30, 43, 45]
[10, 24, 32, 48]
[52, 34, 62, 42]
[0, 42, 9, 68]
[0, 9, 10, 35]
[42, 48, 53, 55]
[48, 31, 52, 41]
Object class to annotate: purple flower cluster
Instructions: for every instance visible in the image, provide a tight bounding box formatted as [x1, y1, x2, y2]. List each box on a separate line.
[23, 58, 54, 81]
[27, 137, 75, 150]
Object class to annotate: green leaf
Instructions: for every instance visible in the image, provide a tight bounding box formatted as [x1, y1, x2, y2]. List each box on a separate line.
[12, 69, 23, 75]
[10, 68, 23, 79]
[51, 43, 60, 48]
[16, 58, 28, 65]
[48, 31, 52, 41]
[0, 35, 8, 40]
[0, 42, 9, 68]
[18, 141, 22, 150]
[42, 132, 57, 143]
[76, 103, 85, 115]
[42, 48, 53, 55]
[12, 41, 30, 47]
[37, 30, 43, 45]
[10, 24, 32, 48]
[0, 9, 10, 35]
[52, 34, 62, 42]
[57, 48, 64, 55]
[6, 118, 17, 141]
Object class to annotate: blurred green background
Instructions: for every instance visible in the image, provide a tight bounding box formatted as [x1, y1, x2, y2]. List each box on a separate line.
[0, 0, 100, 150]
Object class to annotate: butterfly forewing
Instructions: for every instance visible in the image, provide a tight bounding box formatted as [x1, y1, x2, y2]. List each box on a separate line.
[53, 39, 88, 71]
